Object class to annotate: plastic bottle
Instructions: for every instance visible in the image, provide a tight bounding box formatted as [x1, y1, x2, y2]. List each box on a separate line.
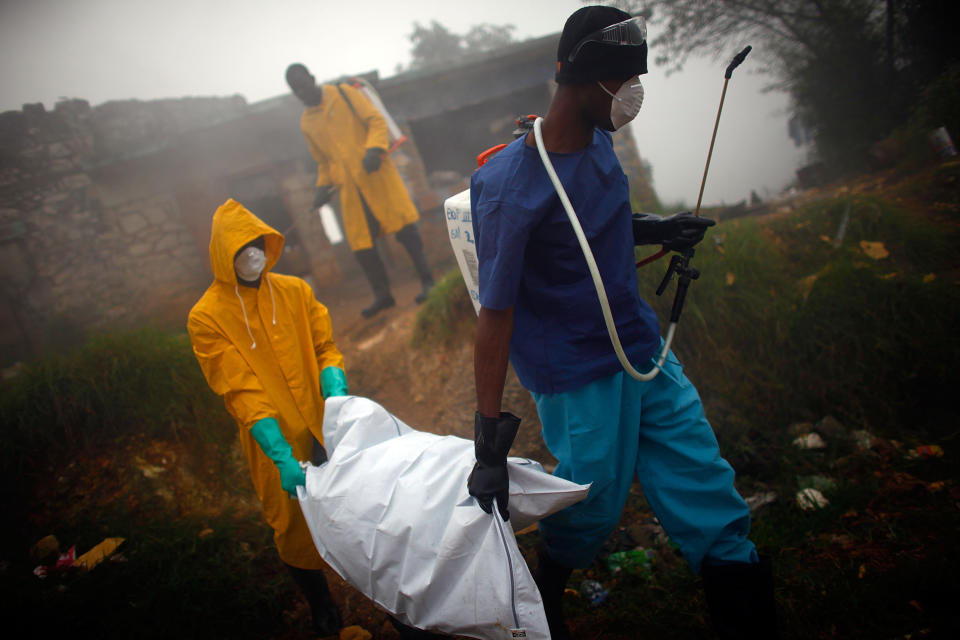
[606, 548, 655, 575]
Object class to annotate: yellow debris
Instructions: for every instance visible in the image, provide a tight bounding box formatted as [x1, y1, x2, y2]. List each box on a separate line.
[800, 274, 819, 300]
[74, 537, 124, 571]
[799, 265, 832, 301]
[340, 625, 373, 640]
[860, 241, 890, 260]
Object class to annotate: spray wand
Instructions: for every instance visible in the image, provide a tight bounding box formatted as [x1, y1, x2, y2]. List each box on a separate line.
[695, 45, 752, 217]
[635, 45, 751, 274]
[653, 45, 752, 328]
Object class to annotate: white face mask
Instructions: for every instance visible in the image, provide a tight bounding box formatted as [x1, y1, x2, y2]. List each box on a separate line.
[598, 76, 644, 130]
[235, 246, 267, 282]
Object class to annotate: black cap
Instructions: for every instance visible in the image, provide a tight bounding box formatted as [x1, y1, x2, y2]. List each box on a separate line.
[556, 6, 648, 84]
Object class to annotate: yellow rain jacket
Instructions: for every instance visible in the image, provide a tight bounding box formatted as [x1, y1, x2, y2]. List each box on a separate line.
[299, 83, 419, 251]
[187, 199, 344, 569]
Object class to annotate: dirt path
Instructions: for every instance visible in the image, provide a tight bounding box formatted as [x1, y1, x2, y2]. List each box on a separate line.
[315, 260, 553, 468]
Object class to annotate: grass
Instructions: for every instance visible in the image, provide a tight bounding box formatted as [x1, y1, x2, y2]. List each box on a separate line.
[635, 194, 960, 470]
[0, 328, 235, 469]
[411, 267, 476, 347]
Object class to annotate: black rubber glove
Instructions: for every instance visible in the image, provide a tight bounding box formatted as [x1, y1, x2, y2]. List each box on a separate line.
[362, 147, 384, 173]
[632, 211, 716, 251]
[313, 185, 334, 208]
[468, 411, 520, 521]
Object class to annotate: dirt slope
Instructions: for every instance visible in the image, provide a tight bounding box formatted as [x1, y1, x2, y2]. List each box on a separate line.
[318, 264, 553, 468]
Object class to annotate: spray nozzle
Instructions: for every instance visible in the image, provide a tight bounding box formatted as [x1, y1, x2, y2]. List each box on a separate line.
[725, 45, 752, 79]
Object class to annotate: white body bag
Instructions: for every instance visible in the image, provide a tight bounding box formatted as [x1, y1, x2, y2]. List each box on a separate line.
[298, 396, 590, 640]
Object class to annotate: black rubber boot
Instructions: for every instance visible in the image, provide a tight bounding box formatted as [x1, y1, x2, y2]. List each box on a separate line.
[354, 248, 395, 318]
[700, 555, 779, 640]
[395, 224, 434, 304]
[532, 545, 574, 640]
[285, 564, 343, 637]
[414, 276, 435, 304]
[361, 294, 396, 318]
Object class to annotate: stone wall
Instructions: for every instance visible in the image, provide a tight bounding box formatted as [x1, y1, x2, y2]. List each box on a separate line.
[0, 97, 248, 364]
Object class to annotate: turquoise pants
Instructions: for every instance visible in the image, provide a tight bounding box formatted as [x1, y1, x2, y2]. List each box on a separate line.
[532, 349, 757, 573]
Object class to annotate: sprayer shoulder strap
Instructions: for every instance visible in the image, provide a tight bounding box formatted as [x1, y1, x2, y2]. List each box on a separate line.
[334, 83, 360, 122]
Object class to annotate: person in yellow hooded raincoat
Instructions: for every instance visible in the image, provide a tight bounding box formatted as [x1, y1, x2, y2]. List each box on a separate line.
[285, 63, 435, 319]
[187, 198, 356, 638]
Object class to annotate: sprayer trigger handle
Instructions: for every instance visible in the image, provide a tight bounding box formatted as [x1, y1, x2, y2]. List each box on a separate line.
[656, 255, 682, 296]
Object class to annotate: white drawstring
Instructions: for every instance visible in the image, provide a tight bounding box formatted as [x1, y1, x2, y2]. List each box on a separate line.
[234, 285, 257, 349]
[265, 274, 276, 326]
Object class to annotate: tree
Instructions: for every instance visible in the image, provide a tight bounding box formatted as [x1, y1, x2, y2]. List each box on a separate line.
[408, 21, 464, 71]
[464, 23, 517, 56]
[590, 0, 960, 172]
[406, 21, 516, 71]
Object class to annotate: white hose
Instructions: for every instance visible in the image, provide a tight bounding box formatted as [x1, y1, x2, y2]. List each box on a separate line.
[533, 117, 673, 381]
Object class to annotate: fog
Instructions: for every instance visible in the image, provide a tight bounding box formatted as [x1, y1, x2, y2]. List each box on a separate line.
[0, 0, 806, 206]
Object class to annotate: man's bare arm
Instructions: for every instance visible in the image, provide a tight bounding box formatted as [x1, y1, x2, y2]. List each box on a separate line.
[474, 306, 514, 417]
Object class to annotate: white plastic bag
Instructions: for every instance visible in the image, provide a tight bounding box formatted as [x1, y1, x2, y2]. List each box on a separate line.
[298, 396, 590, 640]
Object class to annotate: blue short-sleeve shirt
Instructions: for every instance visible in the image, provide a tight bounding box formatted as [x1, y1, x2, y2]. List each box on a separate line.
[471, 129, 660, 394]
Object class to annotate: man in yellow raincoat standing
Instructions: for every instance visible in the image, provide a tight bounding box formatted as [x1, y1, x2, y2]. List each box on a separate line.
[286, 63, 435, 318]
[187, 199, 355, 637]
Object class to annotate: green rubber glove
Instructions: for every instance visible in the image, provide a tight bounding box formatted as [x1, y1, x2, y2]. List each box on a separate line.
[321, 366, 348, 398]
[250, 417, 305, 496]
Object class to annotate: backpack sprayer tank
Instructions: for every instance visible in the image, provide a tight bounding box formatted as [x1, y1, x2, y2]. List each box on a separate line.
[444, 115, 538, 315]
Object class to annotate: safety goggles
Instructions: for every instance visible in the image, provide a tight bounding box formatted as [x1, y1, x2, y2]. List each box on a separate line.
[567, 16, 647, 62]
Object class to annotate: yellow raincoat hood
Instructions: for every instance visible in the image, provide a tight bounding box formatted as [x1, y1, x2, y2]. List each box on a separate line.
[209, 198, 285, 284]
[188, 198, 345, 570]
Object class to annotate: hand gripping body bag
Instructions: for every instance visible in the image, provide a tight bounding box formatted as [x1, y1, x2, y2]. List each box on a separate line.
[297, 396, 590, 640]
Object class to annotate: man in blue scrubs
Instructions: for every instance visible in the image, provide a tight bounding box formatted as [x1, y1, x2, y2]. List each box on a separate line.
[467, 6, 777, 639]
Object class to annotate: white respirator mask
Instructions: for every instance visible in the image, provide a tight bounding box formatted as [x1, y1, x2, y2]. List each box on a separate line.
[235, 246, 267, 282]
[599, 76, 644, 130]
